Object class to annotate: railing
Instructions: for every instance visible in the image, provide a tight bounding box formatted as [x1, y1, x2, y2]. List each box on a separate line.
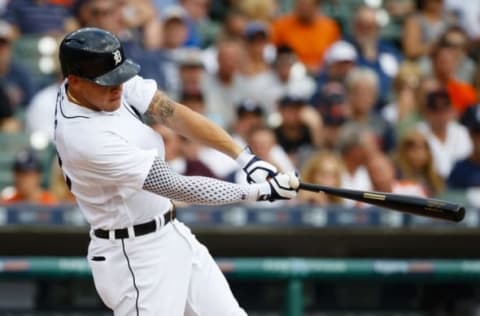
[3, 257, 480, 315]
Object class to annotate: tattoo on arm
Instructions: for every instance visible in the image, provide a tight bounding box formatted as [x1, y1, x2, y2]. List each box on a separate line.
[145, 91, 176, 125]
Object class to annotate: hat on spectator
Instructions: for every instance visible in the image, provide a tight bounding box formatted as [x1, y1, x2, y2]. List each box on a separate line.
[176, 48, 204, 68]
[461, 104, 480, 132]
[425, 89, 451, 111]
[0, 20, 14, 42]
[324, 41, 357, 65]
[278, 94, 307, 107]
[13, 149, 43, 173]
[236, 99, 264, 117]
[311, 82, 347, 126]
[244, 21, 268, 40]
[162, 5, 187, 22]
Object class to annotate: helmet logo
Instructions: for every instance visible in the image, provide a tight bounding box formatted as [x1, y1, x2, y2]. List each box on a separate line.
[113, 50, 122, 65]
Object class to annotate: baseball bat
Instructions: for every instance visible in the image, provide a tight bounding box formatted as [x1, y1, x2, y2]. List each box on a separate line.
[297, 182, 465, 222]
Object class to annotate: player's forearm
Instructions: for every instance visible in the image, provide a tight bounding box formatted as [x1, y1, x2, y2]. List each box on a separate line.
[143, 158, 266, 204]
[169, 104, 242, 158]
[145, 90, 242, 159]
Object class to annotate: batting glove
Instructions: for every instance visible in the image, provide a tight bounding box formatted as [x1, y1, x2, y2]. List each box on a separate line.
[256, 172, 299, 202]
[236, 147, 278, 183]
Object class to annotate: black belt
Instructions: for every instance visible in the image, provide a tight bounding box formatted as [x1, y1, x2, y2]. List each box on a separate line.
[94, 208, 176, 239]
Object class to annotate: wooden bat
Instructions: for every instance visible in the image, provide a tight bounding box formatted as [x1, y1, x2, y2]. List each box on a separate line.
[296, 182, 465, 222]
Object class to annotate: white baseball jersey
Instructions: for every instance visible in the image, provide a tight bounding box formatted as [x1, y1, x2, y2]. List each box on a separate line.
[54, 76, 171, 230]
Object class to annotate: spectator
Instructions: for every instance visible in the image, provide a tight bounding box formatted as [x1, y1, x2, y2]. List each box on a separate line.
[366, 152, 427, 197]
[337, 123, 376, 205]
[448, 105, 480, 189]
[395, 129, 444, 196]
[274, 95, 323, 163]
[345, 5, 402, 107]
[444, 0, 480, 46]
[403, 0, 451, 60]
[298, 150, 344, 206]
[203, 39, 243, 128]
[216, 9, 248, 42]
[176, 48, 206, 99]
[313, 40, 357, 91]
[74, 0, 124, 35]
[345, 67, 396, 152]
[231, 99, 266, 146]
[2, 0, 74, 35]
[417, 89, 472, 178]
[118, 0, 162, 49]
[162, 5, 189, 50]
[0, 20, 34, 109]
[269, 45, 316, 104]
[179, 0, 215, 47]
[441, 26, 476, 83]
[430, 34, 477, 115]
[270, 0, 340, 73]
[0, 81, 20, 133]
[237, 21, 278, 114]
[313, 82, 348, 150]
[1, 149, 57, 205]
[381, 62, 423, 135]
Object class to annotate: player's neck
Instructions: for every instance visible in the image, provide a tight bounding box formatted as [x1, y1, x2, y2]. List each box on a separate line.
[67, 87, 82, 105]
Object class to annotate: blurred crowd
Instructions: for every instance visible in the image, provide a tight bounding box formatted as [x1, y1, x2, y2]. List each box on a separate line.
[1, 0, 480, 209]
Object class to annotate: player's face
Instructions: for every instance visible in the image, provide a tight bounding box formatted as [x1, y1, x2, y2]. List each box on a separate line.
[69, 76, 123, 112]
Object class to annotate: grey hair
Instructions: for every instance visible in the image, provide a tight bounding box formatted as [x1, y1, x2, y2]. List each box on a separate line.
[345, 67, 379, 92]
[336, 122, 372, 154]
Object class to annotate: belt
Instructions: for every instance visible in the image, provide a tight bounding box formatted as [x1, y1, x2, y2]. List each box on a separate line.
[94, 207, 176, 239]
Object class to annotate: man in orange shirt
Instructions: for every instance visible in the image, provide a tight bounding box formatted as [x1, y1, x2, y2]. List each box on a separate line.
[1, 149, 58, 205]
[270, 0, 340, 73]
[431, 41, 477, 115]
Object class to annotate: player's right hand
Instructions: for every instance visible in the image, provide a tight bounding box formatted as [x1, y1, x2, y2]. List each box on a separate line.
[257, 172, 299, 202]
[236, 147, 278, 183]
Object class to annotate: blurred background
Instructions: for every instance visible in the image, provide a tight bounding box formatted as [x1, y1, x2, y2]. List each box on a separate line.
[1, 0, 480, 315]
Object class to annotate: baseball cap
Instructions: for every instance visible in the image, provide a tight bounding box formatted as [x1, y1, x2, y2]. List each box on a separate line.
[176, 48, 204, 68]
[0, 20, 14, 42]
[278, 95, 307, 107]
[425, 89, 451, 111]
[236, 99, 264, 117]
[13, 149, 43, 173]
[461, 104, 480, 132]
[244, 21, 268, 40]
[162, 5, 187, 22]
[324, 41, 357, 65]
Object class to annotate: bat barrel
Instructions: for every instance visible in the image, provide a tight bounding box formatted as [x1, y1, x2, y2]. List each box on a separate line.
[298, 182, 465, 223]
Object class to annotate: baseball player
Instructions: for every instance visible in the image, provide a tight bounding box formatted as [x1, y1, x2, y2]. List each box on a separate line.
[54, 27, 299, 316]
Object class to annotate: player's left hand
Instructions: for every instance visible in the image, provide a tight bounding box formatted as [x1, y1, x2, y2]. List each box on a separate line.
[236, 147, 278, 183]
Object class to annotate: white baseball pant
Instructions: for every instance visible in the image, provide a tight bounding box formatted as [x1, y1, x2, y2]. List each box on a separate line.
[87, 219, 247, 315]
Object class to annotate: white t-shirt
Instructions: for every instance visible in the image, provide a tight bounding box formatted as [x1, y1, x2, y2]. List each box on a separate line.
[26, 83, 61, 140]
[54, 76, 170, 230]
[417, 121, 473, 177]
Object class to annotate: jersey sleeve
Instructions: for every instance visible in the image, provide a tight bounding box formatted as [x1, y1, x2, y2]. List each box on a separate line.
[123, 75, 158, 114]
[73, 130, 157, 191]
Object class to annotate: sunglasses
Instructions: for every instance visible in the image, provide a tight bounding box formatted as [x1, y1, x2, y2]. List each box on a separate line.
[404, 139, 428, 149]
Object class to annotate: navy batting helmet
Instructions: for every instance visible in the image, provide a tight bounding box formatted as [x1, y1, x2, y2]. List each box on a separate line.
[59, 27, 140, 86]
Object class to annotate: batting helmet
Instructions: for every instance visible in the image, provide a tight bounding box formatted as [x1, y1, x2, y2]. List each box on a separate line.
[59, 27, 140, 86]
